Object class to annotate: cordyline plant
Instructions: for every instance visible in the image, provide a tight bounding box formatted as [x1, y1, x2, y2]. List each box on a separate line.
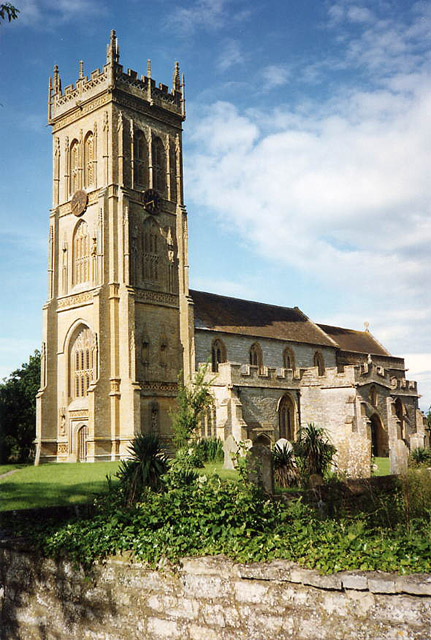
[170, 365, 214, 449]
[116, 433, 169, 505]
[293, 423, 336, 479]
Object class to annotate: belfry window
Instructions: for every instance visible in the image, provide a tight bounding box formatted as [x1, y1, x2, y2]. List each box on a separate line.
[70, 327, 95, 399]
[73, 220, 90, 285]
[169, 143, 177, 202]
[70, 139, 80, 193]
[143, 218, 161, 283]
[211, 338, 226, 373]
[134, 130, 147, 186]
[84, 132, 94, 188]
[152, 136, 166, 194]
[313, 351, 325, 376]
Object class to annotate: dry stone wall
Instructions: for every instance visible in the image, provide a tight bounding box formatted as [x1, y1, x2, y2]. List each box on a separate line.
[2, 547, 431, 639]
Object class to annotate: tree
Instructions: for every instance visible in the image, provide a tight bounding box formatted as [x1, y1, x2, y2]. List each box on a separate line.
[171, 365, 213, 449]
[0, 3, 19, 24]
[0, 351, 40, 463]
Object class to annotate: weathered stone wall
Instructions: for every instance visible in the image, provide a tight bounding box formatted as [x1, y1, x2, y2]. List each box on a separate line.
[2, 548, 431, 640]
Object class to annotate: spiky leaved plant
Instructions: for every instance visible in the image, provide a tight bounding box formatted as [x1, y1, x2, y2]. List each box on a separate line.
[272, 442, 299, 488]
[293, 423, 336, 479]
[116, 433, 169, 505]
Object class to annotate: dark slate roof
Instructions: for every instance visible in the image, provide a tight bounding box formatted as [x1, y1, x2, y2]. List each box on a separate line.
[317, 324, 391, 356]
[190, 290, 336, 348]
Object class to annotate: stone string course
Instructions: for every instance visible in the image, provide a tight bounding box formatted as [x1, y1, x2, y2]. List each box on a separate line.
[1, 548, 431, 639]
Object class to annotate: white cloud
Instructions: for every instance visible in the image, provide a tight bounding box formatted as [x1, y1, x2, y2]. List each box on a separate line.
[14, 0, 103, 28]
[262, 64, 290, 90]
[217, 39, 245, 72]
[185, 2, 431, 406]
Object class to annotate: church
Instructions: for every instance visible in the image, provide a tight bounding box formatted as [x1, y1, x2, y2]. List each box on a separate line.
[35, 32, 425, 477]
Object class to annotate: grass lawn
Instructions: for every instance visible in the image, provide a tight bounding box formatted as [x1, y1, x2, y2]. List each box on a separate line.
[0, 464, 27, 476]
[373, 457, 391, 476]
[200, 461, 238, 481]
[0, 462, 121, 511]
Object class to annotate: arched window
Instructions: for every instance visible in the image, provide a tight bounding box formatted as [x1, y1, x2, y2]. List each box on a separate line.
[395, 397, 405, 440]
[283, 346, 295, 370]
[70, 139, 80, 193]
[370, 385, 377, 407]
[70, 327, 95, 399]
[200, 403, 216, 438]
[84, 132, 94, 188]
[152, 136, 166, 194]
[73, 220, 90, 285]
[143, 218, 162, 283]
[278, 394, 295, 441]
[169, 143, 177, 202]
[211, 338, 226, 373]
[134, 130, 147, 186]
[313, 351, 325, 376]
[249, 342, 263, 369]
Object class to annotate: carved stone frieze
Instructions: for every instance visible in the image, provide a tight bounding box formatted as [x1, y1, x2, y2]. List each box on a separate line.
[69, 409, 89, 418]
[52, 93, 111, 132]
[57, 443, 68, 455]
[141, 381, 178, 393]
[57, 291, 94, 309]
[135, 289, 178, 308]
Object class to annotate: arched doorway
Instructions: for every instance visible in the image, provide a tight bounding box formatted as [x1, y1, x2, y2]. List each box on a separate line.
[254, 433, 271, 447]
[278, 394, 295, 441]
[77, 424, 89, 461]
[370, 414, 388, 457]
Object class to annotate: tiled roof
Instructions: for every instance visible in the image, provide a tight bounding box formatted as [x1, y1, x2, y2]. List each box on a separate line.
[190, 290, 336, 348]
[317, 324, 391, 356]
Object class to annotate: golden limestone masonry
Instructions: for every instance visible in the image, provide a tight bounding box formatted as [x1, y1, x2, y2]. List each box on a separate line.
[35, 32, 426, 476]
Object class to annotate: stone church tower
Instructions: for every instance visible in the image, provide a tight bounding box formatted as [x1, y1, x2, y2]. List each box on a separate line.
[35, 32, 193, 463]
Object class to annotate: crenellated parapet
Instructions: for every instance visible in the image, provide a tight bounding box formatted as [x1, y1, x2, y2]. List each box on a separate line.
[49, 30, 185, 124]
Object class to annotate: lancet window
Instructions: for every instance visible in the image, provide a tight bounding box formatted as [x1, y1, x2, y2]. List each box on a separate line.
[70, 139, 80, 193]
[84, 132, 95, 188]
[152, 136, 166, 194]
[283, 346, 295, 370]
[278, 394, 295, 441]
[249, 342, 263, 370]
[134, 130, 148, 186]
[73, 220, 90, 285]
[211, 338, 226, 373]
[70, 327, 95, 399]
[143, 218, 161, 283]
[313, 351, 325, 376]
[200, 404, 217, 438]
[169, 143, 177, 202]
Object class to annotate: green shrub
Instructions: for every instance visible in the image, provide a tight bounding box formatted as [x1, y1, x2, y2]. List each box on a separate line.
[410, 447, 431, 467]
[401, 468, 431, 522]
[194, 437, 224, 463]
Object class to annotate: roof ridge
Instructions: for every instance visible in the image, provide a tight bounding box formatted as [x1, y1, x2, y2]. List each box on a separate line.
[190, 289, 301, 314]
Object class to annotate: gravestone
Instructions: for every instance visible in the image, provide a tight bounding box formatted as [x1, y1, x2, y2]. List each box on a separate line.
[247, 443, 274, 494]
[223, 434, 238, 469]
[275, 438, 291, 452]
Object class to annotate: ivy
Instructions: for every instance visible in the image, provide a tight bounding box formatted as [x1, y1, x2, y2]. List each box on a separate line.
[16, 472, 431, 575]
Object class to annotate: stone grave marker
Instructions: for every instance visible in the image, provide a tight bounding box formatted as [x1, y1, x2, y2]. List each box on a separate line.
[223, 434, 238, 469]
[247, 443, 274, 494]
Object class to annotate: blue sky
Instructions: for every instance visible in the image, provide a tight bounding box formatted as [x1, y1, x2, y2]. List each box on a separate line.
[0, 0, 430, 409]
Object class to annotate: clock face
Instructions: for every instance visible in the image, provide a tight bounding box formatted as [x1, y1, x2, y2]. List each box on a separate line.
[71, 190, 88, 217]
[143, 189, 161, 214]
